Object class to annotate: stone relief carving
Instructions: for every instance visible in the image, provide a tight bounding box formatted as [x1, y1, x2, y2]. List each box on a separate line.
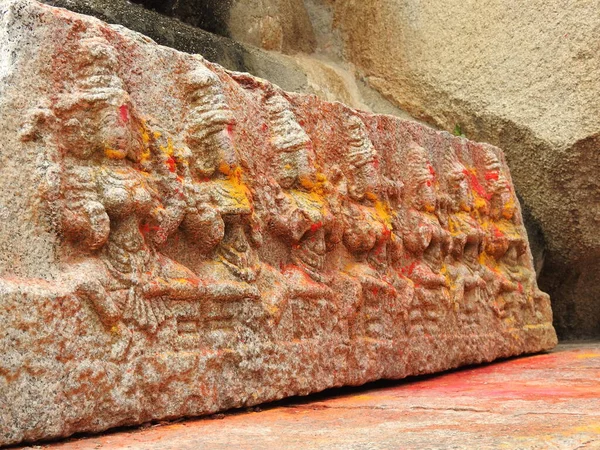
[42, 36, 207, 334]
[479, 147, 539, 326]
[442, 146, 486, 329]
[402, 142, 451, 335]
[17, 28, 553, 349]
[176, 63, 262, 345]
[263, 90, 341, 340]
[340, 115, 400, 341]
[0, 3, 557, 446]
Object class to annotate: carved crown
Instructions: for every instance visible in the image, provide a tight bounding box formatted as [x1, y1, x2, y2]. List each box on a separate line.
[346, 115, 376, 169]
[264, 92, 311, 153]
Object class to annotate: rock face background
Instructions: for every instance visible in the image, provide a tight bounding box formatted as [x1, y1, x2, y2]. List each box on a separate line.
[0, 0, 556, 445]
[41, 0, 599, 340]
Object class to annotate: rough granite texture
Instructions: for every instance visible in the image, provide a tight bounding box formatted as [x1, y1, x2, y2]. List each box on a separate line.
[0, 1, 556, 446]
[35, 343, 600, 450]
[60, 0, 594, 339]
[39, 0, 412, 119]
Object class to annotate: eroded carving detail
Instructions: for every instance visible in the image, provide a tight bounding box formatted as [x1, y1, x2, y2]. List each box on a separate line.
[25, 38, 551, 347]
[402, 143, 450, 335]
[341, 115, 400, 341]
[263, 91, 341, 340]
[442, 146, 486, 329]
[50, 36, 205, 334]
[22, 34, 553, 353]
[14, 23, 555, 361]
[177, 63, 261, 344]
[1, 5, 558, 446]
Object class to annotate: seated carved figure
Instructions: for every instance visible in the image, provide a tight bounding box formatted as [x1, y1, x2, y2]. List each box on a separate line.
[263, 91, 341, 340]
[49, 36, 210, 333]
[442, 147, 486, 328]
[402, 143, 451, 334]
[340, 115, 401, 341]
[479, 148, 540, 326]
[386, 180, 415, 340]
[176, 63, 264, 343]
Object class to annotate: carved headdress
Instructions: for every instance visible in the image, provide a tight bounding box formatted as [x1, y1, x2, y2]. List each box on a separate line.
[482, 147, 516, 221]
[346, 115, 376, 169]
[184, 63, 234, 143]
[404, 142, 438, 212]
[74, 36, 124, 94]
[443, 147, 466, 183]
[49, 35, 131, 114]
[264, 91, 311, 153]
[406, 142, 434, 185]
[443, 146, 474, 213]
[482, 148, 509, 194]
[41, 35, 144, 160]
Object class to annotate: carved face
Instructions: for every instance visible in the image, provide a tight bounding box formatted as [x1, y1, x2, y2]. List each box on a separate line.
[450, 172, 474, 212]
[415, 174, 437, 213]
[300, 227, 327, 269]
[497, 190, 516, 220]
[60, 100, 142, 162]
[274, 148, 316, 190]
[349, 160, 379, 201]
[487, 169, 515, 220]
[222, 216, 250, 253]
[463, 241, 480, 265]
[406, 145, 437, 213]
[188, 127, 238, 179]
[100, 104, 141, 161]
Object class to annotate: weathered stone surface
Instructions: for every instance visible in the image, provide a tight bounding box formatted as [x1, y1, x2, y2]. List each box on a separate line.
[38, 0, 311, 94]
[39, 0, 410, 120]
[34, 342, 600, 450]
[327, 0, 600, 339]
[0, 0, 556, 446]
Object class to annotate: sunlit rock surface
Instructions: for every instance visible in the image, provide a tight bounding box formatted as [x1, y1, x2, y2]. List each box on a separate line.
[0, 0, 556, 446]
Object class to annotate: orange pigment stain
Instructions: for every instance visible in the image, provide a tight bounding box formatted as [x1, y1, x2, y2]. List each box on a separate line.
[104, 147, 125, 160]
[575, 352, 600, 359]
[492, 225, 504, 239]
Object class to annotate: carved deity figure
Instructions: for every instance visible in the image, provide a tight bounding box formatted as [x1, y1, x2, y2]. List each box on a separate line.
[53, 36, 208, 333]
[442, 147, 486, 328]
[340, 115, 402, 341]
[402, 143, 450, 334]
[479, 149, 540, 325]
[178, 63, 263, 342]
[264, 91, 341, 340]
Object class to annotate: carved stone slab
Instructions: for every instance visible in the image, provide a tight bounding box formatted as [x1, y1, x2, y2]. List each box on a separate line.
[0, 0, 557, 446]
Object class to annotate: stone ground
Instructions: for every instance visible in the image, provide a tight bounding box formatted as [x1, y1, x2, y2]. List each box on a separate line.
[16, 342, 600, 450]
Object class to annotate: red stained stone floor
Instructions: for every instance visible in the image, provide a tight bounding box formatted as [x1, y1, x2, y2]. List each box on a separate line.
[20, 342, 600, 450]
